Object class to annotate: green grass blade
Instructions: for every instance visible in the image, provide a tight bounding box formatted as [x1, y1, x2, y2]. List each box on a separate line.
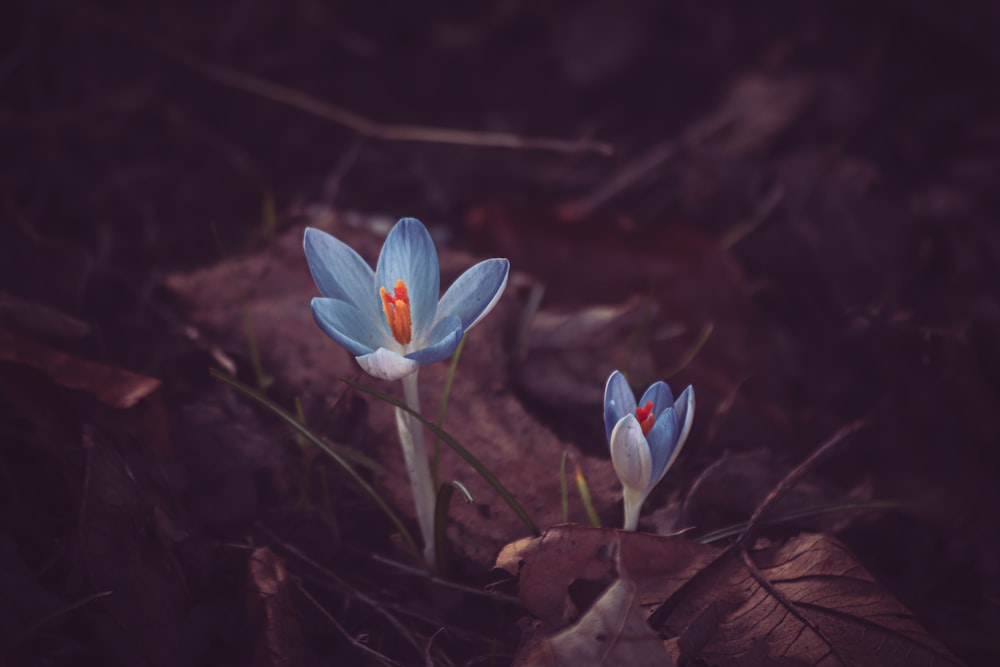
[663, 321, 713, 379]
[559, 450, 569, 524]
[261, 190, 277, 240]
[434, 480, 475, 577]
[573, 460, 601, 527]
[9, 590, 113, 648]
[293, 396, 308, 450]
[695, 499, 914, 544]
[211, 369, 416, 554]
[344, 378, 541, 536]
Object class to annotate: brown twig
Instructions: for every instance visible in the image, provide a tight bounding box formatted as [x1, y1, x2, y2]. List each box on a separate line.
[68, 5, 613, 156]
[734, 420, 866, 550]
[297, 582, 405, 667]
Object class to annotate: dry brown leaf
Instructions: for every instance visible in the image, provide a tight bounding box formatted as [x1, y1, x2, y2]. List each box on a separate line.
[499, 527, 963, 666]
[516, 298, 651, 408]
[516, 577, 673, 667]
[464, 203, 782, 446]
[653, 534, 964, 666]
[0, 328, 160, 408]
[496, 525, 717, 630]
[0, 291, 91, 339]
[247, 547, 304, 667]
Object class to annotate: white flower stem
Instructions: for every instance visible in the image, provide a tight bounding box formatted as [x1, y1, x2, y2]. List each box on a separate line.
[622, 487, 643, 531]
[396, 370, 437, 566]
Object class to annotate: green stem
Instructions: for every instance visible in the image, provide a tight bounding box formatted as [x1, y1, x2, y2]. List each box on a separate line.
[397, 370, 437, 566]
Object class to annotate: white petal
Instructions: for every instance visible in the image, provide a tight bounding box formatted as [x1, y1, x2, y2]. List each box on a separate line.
[356, 347, 419, 381]
[609, 414, 652, 492]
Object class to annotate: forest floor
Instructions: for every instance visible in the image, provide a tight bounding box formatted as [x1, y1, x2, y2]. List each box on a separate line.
[2, 2, 1000, 665]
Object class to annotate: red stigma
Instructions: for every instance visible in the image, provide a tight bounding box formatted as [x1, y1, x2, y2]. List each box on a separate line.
[635, 401, 655, 436]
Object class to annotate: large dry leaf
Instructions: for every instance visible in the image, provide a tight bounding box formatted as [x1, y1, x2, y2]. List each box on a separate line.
[654, 534, 964, 666]
[497, 525, 716, 630]
[516, 577, 673, 667]
[0, 328, 160, 409]
[164, 218, 621, 563]
[498, 527, 963, 666]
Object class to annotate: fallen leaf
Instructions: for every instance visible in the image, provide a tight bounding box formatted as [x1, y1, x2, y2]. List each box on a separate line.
[247, 547, 303, 667]
[516, 576, 673, 667]
[464, 203, 783, 448]
[499, 527, 963, 666]
[516, 298, 651, 408]
[0, 328, 160, 408]
[652, 534, 964, 666]
[496, 525, 717, 630]
[0, 291, 90, 339]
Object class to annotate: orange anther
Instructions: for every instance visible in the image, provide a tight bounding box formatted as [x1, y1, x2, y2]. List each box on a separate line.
[380, 279, 412, 345]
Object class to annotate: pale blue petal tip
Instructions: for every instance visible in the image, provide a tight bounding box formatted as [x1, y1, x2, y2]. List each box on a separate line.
[435, 258, 509, 333]
[639, 381, 675, 415]
[603, 371, 636, 444]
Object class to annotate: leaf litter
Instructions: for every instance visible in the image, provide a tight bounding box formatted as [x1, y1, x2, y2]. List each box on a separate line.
[4, 3, 1000, 664]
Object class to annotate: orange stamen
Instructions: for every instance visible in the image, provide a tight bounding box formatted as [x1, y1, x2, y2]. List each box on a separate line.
[379, 279, 412, 345]
[635, 401, 655, 436]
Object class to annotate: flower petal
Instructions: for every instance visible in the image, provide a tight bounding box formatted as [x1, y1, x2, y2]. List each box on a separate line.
[434, 258, 509, 334]
[356, 347, 419, 381]
[311, 298, 385, 356]
[304, 228, 379, 320]
[673, 385, 694, 436]
[375, 218, 440, 338]
[639, 380, 675, 416]
[649, 386, 695, 490]
[646, 407, 680, 491]
[604, 371, 637, 444]
[406, 315, 463, 365]
[609, 414, 652, 492]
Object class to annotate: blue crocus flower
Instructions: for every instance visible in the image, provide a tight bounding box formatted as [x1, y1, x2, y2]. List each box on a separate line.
[603, 370, 695, 530]
[304, 218, 510, 381]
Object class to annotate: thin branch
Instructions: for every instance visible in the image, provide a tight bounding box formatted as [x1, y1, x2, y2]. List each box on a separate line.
[69, 5, 613, 155]
[734, 420, 866, 550]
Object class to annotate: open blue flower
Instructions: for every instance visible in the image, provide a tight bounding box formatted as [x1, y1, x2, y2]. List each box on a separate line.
[305, 218, 509, 381]
[603, 370, 695, 530]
